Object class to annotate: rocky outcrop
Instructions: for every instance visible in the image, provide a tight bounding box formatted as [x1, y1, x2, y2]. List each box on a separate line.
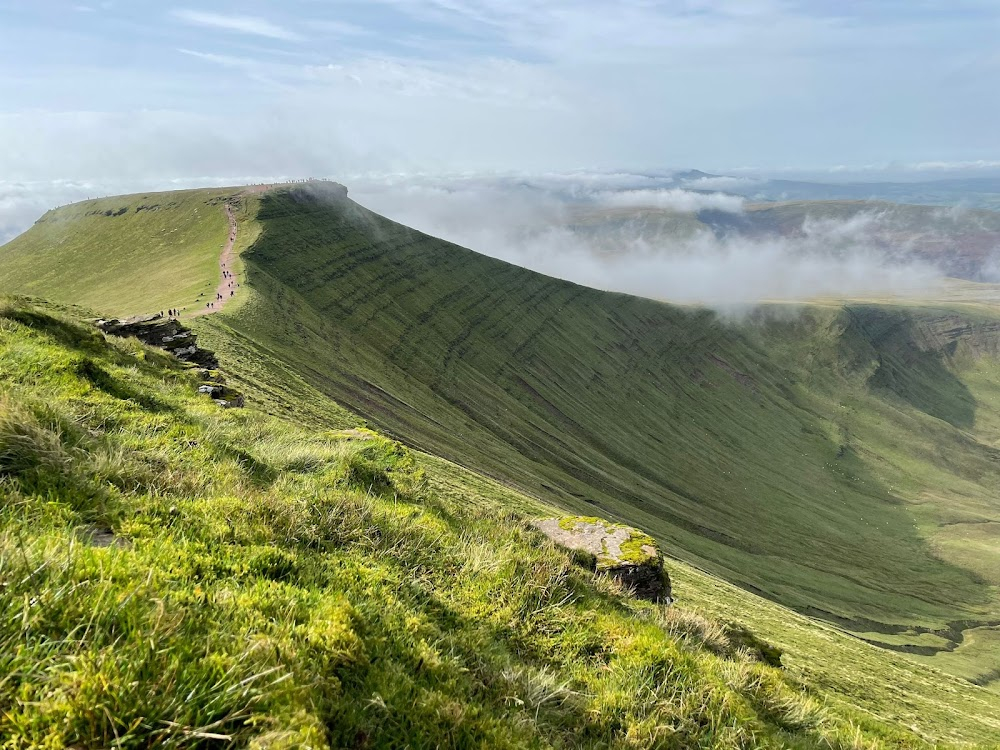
[96, 315, 244, 408]
[532, 516, 672, 603]
[97, 315, 220, 369]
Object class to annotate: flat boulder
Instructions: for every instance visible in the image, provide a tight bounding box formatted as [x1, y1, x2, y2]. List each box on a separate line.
[533, 516, 671, 603]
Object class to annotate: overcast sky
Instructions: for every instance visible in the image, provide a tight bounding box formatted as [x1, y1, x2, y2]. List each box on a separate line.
[2, 0, 1000, 182]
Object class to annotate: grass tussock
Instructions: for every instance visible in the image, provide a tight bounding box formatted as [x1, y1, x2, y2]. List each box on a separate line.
[0, 298, 988, 748]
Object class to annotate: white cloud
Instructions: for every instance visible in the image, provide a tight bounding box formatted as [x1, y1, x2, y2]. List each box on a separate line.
[177, 49, 255, 69]
[310, 20, 371, 37]
[171, 10, 303, 42]
[3, 1, 998, 179]
[905, 159, 1000, 172]
[351, 176, 942, 308]
[594, 188, 745, 213]
[301, 56, 567, 107]
[0, 109, 378, 183]
[682, 175, 764, 191]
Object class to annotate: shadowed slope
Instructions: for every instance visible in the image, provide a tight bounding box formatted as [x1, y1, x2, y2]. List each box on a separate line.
[210, 185, 1000, 648]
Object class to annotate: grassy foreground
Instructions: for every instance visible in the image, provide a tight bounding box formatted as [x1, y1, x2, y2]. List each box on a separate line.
[5, 298, 1000, 748]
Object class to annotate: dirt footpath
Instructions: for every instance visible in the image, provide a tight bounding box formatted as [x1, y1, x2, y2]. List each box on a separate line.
[191, 202, 240, 317]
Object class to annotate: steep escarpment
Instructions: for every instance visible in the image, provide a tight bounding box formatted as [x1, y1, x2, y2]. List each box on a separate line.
[208, 184, 1000, 651]
[10, 298, 1000, 748]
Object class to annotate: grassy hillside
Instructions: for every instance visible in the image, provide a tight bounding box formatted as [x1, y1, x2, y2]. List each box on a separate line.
[0, 187, 256, 318]
[6, 183, 1000, 715]
[9, 297, 1000, 747]
[7, 184, 1000, 665]
[184, 186, 1000, 663]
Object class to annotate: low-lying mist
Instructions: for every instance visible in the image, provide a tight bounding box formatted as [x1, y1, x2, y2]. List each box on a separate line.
[2, 171, 970, 310]
[351, 176, 945, 309]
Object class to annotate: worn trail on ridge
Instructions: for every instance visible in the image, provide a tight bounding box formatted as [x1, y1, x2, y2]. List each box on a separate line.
[191, 184, 275, 317]
[191, 202, 240, 317]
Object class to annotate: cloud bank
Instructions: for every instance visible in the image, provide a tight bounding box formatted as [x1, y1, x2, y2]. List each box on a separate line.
[594, 188, 745, 213]
[351, 177, 944, 308]
[0, 171, 965, 309]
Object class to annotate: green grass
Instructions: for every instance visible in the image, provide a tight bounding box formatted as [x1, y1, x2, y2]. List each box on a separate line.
[911, 626, 1000, 688]
[8, 183, 1000, 657]
[5, 297, 989, 748]
[182, 186, 1000, 651]
[7, 184, 1000, 741]
[0, 187, 252, 318]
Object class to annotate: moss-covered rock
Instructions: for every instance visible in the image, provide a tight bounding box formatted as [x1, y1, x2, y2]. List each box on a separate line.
[533, 516, 671, 602]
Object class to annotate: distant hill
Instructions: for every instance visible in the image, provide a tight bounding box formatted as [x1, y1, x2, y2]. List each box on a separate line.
[0, 187, 252, 317]
[567, 198, 1000, 283]
[665, 169, 1000, 209]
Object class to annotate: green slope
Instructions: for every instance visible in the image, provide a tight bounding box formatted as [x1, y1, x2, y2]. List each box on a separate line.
[0, 187, 257, 318]
[199, 186, 1000, 659]
[9, 299, 1000, 750]
[10, 297, 1000, 748]
[5, 183, 1000, 684]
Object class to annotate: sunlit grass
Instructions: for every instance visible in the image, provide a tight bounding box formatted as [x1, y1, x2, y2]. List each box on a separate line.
[2, 298, 993, 747]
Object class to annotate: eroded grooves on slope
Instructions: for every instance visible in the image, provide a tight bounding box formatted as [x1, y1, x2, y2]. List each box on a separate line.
[227, 185, 998, 641]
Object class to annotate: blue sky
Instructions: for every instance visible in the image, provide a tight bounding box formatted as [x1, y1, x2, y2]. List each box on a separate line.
[1, 0, 999, 194]
[3, 0, 1000, 303]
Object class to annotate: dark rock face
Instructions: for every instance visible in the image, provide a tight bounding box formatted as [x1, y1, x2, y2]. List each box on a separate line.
[96, 315, 220, 369]
[604, 560, 670, 603]
[95, 315, 245, 407]
[532, 516, 672, 603]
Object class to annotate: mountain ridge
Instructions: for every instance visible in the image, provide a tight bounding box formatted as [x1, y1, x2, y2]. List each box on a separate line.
[5, 182, 1000, 680]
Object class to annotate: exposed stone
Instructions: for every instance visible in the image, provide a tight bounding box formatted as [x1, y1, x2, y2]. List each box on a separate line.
[532, 516, 672, 603]
[160, 332, 192, 345]
[94, 317, 235, 403]
[97, 316, 219, 369]
[214, 394, 245, 409]
[76, 526, 130, 549]
[181, 347, 220, 369]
